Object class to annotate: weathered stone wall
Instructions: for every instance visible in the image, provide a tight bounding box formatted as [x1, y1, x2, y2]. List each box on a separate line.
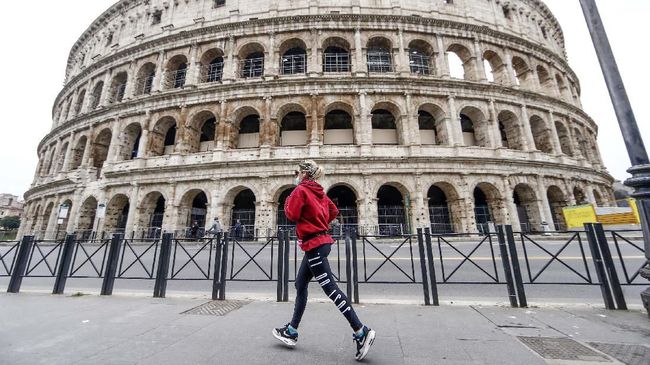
[20, 0, 614, 239]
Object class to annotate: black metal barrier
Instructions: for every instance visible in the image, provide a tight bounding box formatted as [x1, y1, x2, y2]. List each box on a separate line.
[2, 225, 644, 310]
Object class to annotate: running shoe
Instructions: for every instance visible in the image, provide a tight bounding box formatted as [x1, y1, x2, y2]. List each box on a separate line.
[272, 323, 298, 347]
[353, 326, 376, 361]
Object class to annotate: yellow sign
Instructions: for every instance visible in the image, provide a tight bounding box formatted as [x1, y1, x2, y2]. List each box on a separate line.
[562, 204, 598, 229]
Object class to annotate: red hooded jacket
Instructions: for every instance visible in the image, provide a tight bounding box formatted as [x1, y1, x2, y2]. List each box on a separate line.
[284, 179, 339, 252]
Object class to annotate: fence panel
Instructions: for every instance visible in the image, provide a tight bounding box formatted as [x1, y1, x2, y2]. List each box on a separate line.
[0, 240, 20, 277]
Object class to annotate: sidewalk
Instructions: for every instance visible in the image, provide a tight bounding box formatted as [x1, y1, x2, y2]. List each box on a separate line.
[0, 292, 648, 364]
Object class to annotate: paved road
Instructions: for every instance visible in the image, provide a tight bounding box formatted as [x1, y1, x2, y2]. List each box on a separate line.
[1, 234, 646, 307]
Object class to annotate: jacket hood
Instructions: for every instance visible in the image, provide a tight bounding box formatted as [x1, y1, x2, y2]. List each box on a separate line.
[300, 180, 325, 198]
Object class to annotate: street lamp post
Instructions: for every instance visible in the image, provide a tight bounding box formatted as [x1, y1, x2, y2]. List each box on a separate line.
[579, 0, 650, 315]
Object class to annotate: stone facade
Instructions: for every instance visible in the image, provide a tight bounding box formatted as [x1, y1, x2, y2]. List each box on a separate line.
[21, 0, 614, 239]
[0, 194, 24, 219]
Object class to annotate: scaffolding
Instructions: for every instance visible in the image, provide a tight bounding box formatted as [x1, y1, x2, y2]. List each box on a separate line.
[323, 52, 351, 73]
[240, 57, 264, 78]
[202, 62, 224, 83]
[367, 50, 393, 73]
[281, 54, 306, 75]
[409, 53, 431, 75]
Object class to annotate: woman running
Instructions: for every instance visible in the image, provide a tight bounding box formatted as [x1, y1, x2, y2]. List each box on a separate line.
[272, 160, 376, 361]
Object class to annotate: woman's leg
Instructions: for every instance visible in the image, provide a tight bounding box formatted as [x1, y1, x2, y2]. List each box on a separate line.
[308, 244, 362, 331]
[290, 253, 313, 329]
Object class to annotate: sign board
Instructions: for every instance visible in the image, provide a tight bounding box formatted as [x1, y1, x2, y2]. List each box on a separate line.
[58, 204, 70, 219]
[97, 203, 107, 219]
[562, 204, 597, 229]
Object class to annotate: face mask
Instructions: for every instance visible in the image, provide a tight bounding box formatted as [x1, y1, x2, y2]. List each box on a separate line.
[294, 176, 301, 185]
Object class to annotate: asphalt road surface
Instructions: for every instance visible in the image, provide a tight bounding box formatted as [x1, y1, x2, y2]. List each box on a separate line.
[1, 233, 646, 307]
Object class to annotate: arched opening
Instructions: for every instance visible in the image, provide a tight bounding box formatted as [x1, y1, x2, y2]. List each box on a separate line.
[573, 187, 587, 205]
[92, 129, 112, 169]
[199, 118, 217, 151]
[367, 37, 393, 73]
[120, 123, 142, 160]
[56, 143, 69, 172]
[483, 50, 507, 84]
[447, 44, 474, 80]
[408, 40, 434, 75]
[418, 104, 448, 145]
[150, 117, 177, 156]
[280, 39, 307, 75]
[104, 194, 130, 234]
[231, 189, 256, 239]
[166, 55, 188, 89]
[239, 43, 265, 78]
[178, 190, 209, 236]
[459, 107, 489, 147]
[188, 111, 217, 153]
[530, 116, 554, 153]
[547, 186, 568, 230]
[418, 111, 437, 145]
[574, 128, 590, 160]
[276, 187, 295, 232]
[40, 203, 54, 236]
[497, 111, 524, 150]
[511, 56, 530, 88]
[323, 37, 351, 73]
[74, 90, 86, 115]
[90, 81, 103, 109]
[135, 62, 156, 95]
[461, 114, 476, 146]
[138, 192, 166, 238]
[473, 187, 493, 233]
[30, 205, 41, 232]
[513, 184, 540, 233]
[238, 114, 260, 148]
[593, 190, 604, 207]
[280, 111, 307, 146]
[70, 136, 87, 170]
[371, 109, 398, 145]
[200, 49, 224, 83]
[58, 200, 73, 238]
[77, 197, 98, 237]
[556, 74, 569, 100]
[324, 109, 354, 145]
[377, 185, 407, 236]
[428, 185, 453, 233]
[537, 65, 553, 94]
[555, 121, 573, 156]
[109, 72, 128, 103]
[327, 185, 359, 234]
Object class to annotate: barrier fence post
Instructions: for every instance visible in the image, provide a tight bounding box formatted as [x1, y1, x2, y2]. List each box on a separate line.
[52, 234, 76, 295]
[344, 231, 353, 302]
[7, 235, 34, 293]
[153, 233, 173, 298]
[593, 223, 627, 310]
[101, 233, 123, 296]
[505, 225, 527, 307]
[218, 233, 229, 300]
[350, 230, 360, 304]
[424, 228, 439, 306]
[585, 223, 616, 310]
[496, 225, 519, 307]
[277, 230, 285, 302]
[211, 232, 223, 300]
[282, 231, 290, 302]
[416, 228, 431, 306]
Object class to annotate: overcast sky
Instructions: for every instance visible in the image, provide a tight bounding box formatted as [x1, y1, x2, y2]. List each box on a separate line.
[0, 0, 648, 200]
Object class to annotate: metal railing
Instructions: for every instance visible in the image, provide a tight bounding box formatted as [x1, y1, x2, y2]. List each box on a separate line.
[135, 75, 155, 95]
[323, 53, 351, 73]
[3, 224, 643, 310]
[281, 54, 306, 75]
[201, 63, 223, 83]
[409, 54, 431, 75]
[240, 57, 264, 78]
[166, 69, 187, 89]
[109, 83, 127, 103]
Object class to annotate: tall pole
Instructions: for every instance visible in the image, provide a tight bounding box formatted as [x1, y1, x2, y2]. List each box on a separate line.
[579, 0, 650, 315]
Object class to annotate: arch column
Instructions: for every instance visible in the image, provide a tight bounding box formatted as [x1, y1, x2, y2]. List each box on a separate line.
[447, 94, 463, 146]
[62, 132, 76, 171]
[154, 51, 166, 91]
[308, 28, 320, 77]
[473, 40, 487, 82]
[503, 48, 517, 86]
[309, 94, 320, 145]
[124, 186, 140, 235]
[162, 184, 177, 233]
[434, 34, 449, 78]
[489, 99, 503, 148]
[403, 92, 415, 146]
[216, 100, 228, 150]
[99, 70, 113, 107]
[106, 118, 122, 163]
[353, 28, 365, 76]
[413, 175, 429, 230]
[186, 42, 201, 87]
[547, 110, 563, 155]
[536, 177, 556, 232]
[397, 28, 410, 76]
[358, 91, 372, 153]
[265, 32, 278, 79]
[519, 105, 537, 151]
[44, 197, 62, 240]
[223, 36, 236, 82]
[502, 179, 521, 229]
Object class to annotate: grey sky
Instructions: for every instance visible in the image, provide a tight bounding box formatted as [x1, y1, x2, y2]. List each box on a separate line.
[0, 0, 647, 199]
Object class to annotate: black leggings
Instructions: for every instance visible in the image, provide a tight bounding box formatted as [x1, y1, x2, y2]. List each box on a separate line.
[290, 243, 362, 331]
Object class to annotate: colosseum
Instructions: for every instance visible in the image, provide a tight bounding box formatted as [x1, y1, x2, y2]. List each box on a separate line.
[20, 0, 614, 240]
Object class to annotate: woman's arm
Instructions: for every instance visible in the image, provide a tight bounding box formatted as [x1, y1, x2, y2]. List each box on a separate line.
[284, 187, 305, 222]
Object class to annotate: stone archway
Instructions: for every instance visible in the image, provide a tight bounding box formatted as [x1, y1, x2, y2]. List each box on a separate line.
[547, 186, 568, 230]
[513, 183, 542, 232]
